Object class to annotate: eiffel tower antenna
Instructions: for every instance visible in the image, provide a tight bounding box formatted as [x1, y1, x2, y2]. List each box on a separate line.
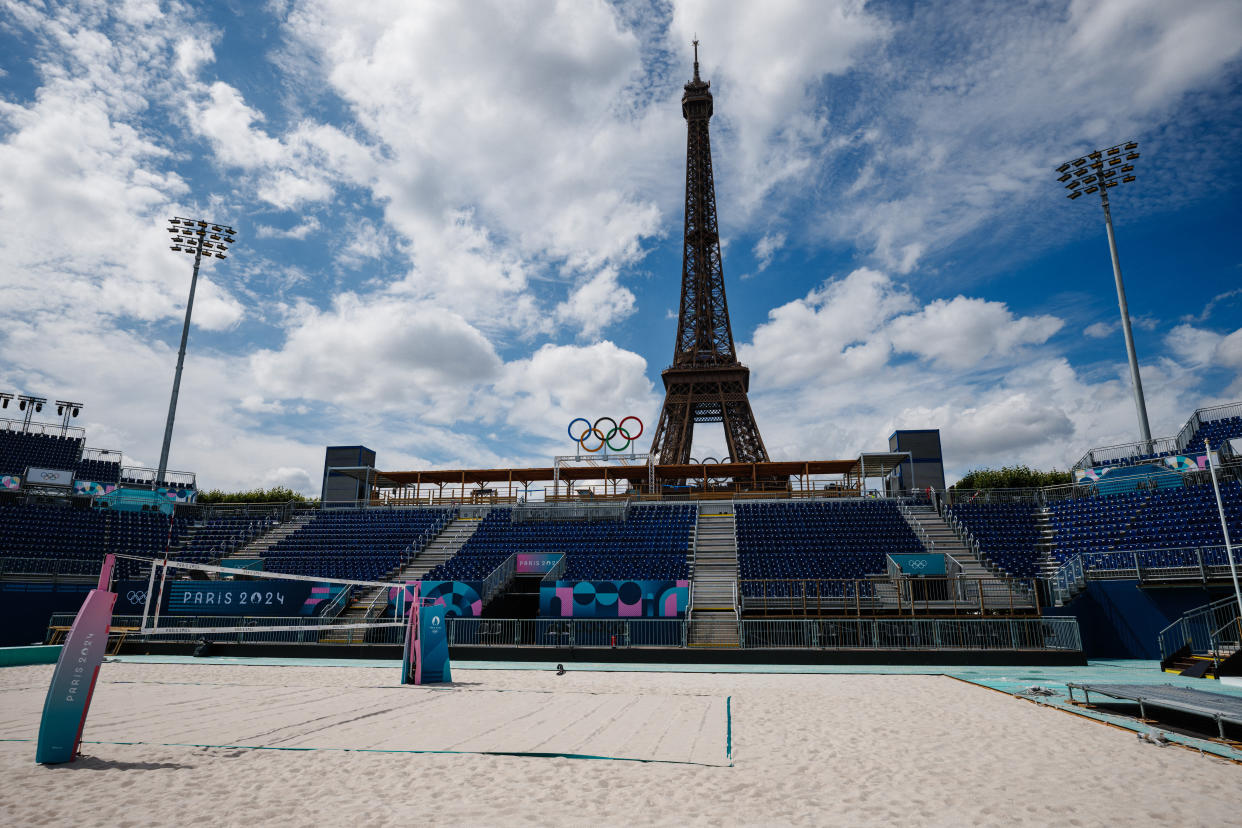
[648, 43, 770, 467]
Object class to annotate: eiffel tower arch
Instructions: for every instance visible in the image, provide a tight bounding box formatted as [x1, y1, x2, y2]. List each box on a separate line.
[649, 43, 770, 467]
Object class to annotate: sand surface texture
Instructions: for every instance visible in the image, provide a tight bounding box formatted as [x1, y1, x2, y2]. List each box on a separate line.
[1, 661, 1238, 826]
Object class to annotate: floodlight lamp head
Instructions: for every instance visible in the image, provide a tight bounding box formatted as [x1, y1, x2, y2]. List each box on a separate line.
[1068, 191, 1083, 200]
[1058, 173, 1072, 182]
[35, 402, 42, 412]
[1122, 175, 1135, 183]
[1073, 158, 1086, 167]
[72, 407, 80, 417]
[1057, 162, 1071, 173]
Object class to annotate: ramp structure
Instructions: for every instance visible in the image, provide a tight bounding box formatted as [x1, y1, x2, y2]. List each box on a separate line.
[1067, 682, 1242, 740]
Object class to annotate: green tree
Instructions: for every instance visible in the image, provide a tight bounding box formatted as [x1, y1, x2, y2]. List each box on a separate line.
[195, 486, 317, 505]
[951, 465, 1072, 490]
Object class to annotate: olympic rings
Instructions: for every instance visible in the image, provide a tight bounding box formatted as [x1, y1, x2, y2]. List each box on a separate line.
[568, 416, 644, 453]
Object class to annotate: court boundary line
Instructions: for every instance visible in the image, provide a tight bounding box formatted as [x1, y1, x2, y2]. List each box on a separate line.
[1, 737, 731, 767]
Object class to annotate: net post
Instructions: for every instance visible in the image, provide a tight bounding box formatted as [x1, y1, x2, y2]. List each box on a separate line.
[142, 558, 158, 630]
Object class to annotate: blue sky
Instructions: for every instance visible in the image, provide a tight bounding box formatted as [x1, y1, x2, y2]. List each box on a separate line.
[1, 0, 1240, 493]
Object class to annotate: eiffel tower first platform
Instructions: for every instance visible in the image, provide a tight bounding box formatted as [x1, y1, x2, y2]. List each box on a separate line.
[649, 43, 770, 467]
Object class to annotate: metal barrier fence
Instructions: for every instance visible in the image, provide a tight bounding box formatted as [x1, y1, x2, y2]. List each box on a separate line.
[48, 613, 1080, 651]
[47, 614, 686, 649]
[739, 617, 1082, 651]
[448, 618, 685, 648]
[739, 578, 1040, 617]
[2, 556, 104, 578]
[1157, 596, 1241, 663]
[1073, 546, 1238, 583]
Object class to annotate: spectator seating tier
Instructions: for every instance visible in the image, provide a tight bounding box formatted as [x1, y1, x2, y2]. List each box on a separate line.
[423, 505, 694, 583]
[736, 500, 924, 598]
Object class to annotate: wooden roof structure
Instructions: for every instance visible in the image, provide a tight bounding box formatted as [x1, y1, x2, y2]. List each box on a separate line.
[350, 453, 909, 492]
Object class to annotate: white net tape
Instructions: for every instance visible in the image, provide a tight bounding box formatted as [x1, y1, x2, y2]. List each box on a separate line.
[119, 554, 411, 637]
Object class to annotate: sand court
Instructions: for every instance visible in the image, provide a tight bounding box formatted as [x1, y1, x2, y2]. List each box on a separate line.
[3, 660, 1240, 827]
[0, 665, 730, 766]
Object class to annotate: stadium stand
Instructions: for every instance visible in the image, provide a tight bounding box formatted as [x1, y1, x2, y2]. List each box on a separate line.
[1185, 415, 1242, 455]
[74, 456, 121, 483]
[1076, 403, 1242, 470]
[0, 502, 186, 577]
[422, 505, 695, 583]
[736, 500, 924, 597]
[261, 508, 453, 581]
[178, 512, 277, 562]
[944, 502, 1043, 578]
[1049, 481, 1242, 571]
[0, 430, 83, 476]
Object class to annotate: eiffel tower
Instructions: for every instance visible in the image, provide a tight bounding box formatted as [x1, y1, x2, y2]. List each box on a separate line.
[649, 43, 770, 466]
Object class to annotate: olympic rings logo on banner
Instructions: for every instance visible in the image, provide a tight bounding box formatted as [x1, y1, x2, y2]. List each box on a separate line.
[568, 416, 644, 453]
[127, 590, 148, 604]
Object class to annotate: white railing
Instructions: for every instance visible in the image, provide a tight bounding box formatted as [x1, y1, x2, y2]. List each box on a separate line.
[1050, 555, 1086, 604]
[319, 585, 354, 619]
[481, 554, 518, 603]
[80, 447, 122, 462]
[896, 500, 935, 551]
[0, 417, 85, 440]
[120, 466, 197, 488]
[1073, 400, 1242, 471]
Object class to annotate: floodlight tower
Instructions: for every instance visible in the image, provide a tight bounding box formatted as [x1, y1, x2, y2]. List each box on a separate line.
[1056, 141, 1150, 450]
[17, 395, 47, 432]
[158, 216, 236, 482]
[54, 400, 84, 436]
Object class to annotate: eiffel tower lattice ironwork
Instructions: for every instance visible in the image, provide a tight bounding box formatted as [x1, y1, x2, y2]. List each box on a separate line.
[649, 43, 770, 466]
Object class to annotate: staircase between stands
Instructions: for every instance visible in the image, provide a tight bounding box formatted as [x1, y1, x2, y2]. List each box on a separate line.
[900, 505, 1039, 613]
[321, 510, 485, 644]
[225, 514, 313, 563]
[687, 504, 740, 647]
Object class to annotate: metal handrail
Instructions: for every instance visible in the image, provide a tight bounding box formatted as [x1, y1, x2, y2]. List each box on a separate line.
[1073, 400, 1242, 470]
[0, 417, 86, 439]
[320, 585, 354, 619]
[896, 500, 935, 552]
[481, 553, 518, 603]
[739, 576, 1039, 617]
[1157, 595, 1240, 662]
[738, 616, 1082, 651]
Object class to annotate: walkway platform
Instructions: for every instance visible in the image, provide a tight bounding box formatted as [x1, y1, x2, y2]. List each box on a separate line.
[1067, 682, 1242, 739]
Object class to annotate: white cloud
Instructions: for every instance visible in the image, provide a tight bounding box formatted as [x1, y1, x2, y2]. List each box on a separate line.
[2, 0, 1240, 497]
[250, 293, 504, 418]
[555, 267, 637, 339]
[173, 37, 214, 79]
[493, 341, 658, 448]
[888, 296, 1063, 369]
[816, 0, 1242, 271]
[753, 231, 786, 273]
[668, 0, 890, 213]
[255, 216, 322, 240]
[734, 267, 1236, 477]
